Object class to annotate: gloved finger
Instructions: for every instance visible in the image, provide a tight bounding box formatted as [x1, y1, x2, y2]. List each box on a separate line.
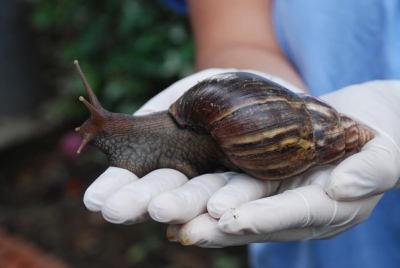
[166, 213, 266, 248]
[135, 68, 237, 115]
[206, 165, 333, 220]
[218, 184, 379, 235]
[166, 217, 320, 247]
[207, 173, 281, 218]
[148, 172, 236, 224]
[165, 213, 319, 247]
[83, 167, 138, 211]
[101, 169, 188, 224]
[326, 136, 400, 200]
[240, 194, 382, 241]
[165, 194, 380, 247]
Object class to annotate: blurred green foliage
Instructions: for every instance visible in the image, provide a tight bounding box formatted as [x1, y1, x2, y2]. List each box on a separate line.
[28, 0, 194, 119]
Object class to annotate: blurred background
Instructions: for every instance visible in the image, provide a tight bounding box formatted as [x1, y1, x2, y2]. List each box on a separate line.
[0, 0, 247, 267]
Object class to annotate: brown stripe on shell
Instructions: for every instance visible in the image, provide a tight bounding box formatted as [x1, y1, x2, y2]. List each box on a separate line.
[228, 136, 301, 156]
[231, 145, 317, 180]
[230, 143, 316, 169]
[208, 100, 308, 145]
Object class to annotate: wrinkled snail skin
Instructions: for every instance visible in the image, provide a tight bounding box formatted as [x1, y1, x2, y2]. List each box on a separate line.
[74, 61, 374, 180]
[79, 109, 238, 178]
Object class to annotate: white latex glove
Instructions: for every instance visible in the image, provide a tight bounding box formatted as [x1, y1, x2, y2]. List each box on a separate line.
[163, 168, 383, 247]
[83, 68, 298, 223]
[154, 80, 400, 247]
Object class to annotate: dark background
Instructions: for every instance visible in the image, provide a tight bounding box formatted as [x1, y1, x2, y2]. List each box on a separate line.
[0, 0, 248, 267]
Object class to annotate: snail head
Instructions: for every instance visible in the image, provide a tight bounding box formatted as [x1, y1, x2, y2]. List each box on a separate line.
[74, 60, 112, 154]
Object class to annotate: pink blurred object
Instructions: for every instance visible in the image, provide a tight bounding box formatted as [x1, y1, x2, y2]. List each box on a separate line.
[60, 131, 83, 157]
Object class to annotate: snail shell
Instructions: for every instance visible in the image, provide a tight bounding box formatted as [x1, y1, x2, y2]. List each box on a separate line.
[169, 72, 373, 180]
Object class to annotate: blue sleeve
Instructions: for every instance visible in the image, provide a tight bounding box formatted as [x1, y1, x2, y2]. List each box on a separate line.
[273, 0, 400, 96]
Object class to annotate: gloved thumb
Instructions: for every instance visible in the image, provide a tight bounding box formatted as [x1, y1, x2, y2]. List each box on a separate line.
[326, 136, 400, 201]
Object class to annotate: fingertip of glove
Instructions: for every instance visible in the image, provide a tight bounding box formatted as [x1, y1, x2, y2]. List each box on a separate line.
[207, 201, 229, 219]
[83, 190, 103, 211]
[101, 188, 151, 224]
[207, 189, 243, 219]
[325, 174, 370, 201]
[178, 214, 221, 247]
[83, 167, 139, 211]
[148, 192, 189, 223]
[167, 224, 181, 242]
[325, 169, 377, 201]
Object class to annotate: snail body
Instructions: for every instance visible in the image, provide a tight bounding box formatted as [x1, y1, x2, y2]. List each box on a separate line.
[74, 61, 373, 180]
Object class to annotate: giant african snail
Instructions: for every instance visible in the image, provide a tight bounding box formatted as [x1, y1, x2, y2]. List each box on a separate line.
[74, 60, 374, 180]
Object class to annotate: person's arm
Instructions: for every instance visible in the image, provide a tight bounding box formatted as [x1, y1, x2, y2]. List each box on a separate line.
[187, 0, 307, 91]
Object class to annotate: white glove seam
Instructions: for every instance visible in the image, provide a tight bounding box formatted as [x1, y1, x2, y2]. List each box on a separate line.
[329, 206, 360, 227]
[382, 133, 400, 155]
[286, 190, 310, 227]
[325, 200, 338, 226]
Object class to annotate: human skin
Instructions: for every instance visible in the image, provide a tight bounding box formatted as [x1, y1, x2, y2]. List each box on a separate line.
[187, 0, 307, 91]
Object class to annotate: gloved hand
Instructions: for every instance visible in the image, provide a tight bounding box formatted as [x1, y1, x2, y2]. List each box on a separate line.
[155, 80, 400, 247]
[164, 168, 383, 247]
[83, 68, 300, 224]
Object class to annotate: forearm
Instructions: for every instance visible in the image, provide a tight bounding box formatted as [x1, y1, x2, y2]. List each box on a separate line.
[195, 44, 307, 92]
[187, 0, 307, 92]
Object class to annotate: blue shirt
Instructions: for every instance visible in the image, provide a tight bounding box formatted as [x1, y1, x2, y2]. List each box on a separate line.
[161, 0, 400, 267]
[272, 0, 400, 96]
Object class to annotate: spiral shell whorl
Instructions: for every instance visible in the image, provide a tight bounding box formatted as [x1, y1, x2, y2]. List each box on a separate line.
[340, 115, 374, 152]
